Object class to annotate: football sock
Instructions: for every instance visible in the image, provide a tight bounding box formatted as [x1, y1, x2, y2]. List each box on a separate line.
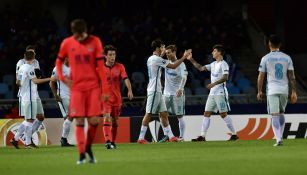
[178, 117, 185, 138]
[279, 114, 285, 140]
[76, 125, 86, 154]
[138, 125, 148, 140]
[62, 119, 72, 138]
[32, 119, 42, 134]
[25, 121, 33, 145]
[201, 117, 210, 137]
[103, 121, 112, 141]
[85, 123, 98, 159]
[111, 125, 118, 142]
[272, 116, 282, 143]
[14, 121, 27, 141]
[163, 125, 175, 138]
[223, 116, 236, 135]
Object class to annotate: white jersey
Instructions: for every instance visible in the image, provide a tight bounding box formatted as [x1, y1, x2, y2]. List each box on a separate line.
[16, 58, 40, 74]
[258, 51, 294, 95]
[18, 64, 38, 101]
[164, 62, 188, 96]
[16, 58, 40, 98]
[147, 55, 170, 92]
[51, 65, 70, 99]
[205, 60, 229, 96]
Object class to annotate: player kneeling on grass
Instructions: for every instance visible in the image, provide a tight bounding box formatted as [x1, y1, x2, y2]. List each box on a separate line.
[50, 58, 74, 147]
[11, 50, 54, 149]
[101, 45, 133, 149]
[187, 45, 238, 142]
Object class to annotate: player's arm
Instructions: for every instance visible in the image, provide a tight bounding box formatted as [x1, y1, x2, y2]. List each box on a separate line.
[257, 72, 265, 101]
[207, 74, 228, 89]
[49, 71, 61, 102]
[124, 78, 134, 100]
[287, 70, 297, 103]
[187, 54, 208, 71]
[32, 77, 53, 84]
[56, 39, 71, 87]
[176, 75, 187, 97]
[166, 49, 192, 69]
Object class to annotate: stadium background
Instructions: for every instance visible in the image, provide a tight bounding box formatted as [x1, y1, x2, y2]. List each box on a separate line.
[0, 0, 307, 144]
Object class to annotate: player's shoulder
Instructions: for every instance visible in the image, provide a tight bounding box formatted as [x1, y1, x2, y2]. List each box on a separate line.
[16, 58, 25, 65]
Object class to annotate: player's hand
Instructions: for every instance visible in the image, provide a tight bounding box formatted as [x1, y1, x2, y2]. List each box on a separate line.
[176, 89, 183, 97]
[54, 94, 62, 102]
[186, 52, 193, 60]
[183, 49, 192, 59]
[207, 83, 215, 89]
[63, 77, 72, 88]
[290, 92, 297, 104]
[257, 91, 263, 101]
[127, 90, 134, 100]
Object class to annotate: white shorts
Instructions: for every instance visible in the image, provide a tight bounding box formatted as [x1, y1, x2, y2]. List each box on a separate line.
[163, 95, 185, 116]
[36, 98, 44, 115]
[20, 100, 38, 119]
[58, 98, 70, 117]
[267, 94, 288, 114]
[205, 95, 230, 113]
[146, 91, 167, 114]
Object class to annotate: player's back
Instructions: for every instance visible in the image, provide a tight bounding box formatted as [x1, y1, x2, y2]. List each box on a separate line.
[61, 35, 102, 91]
[18, 64, 38, 101]
[52, 65, 70, 98]
[147, 55, 169, 93]
[261, 51, 293, 95]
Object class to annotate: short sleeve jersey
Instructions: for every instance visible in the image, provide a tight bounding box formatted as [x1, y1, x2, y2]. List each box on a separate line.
[205, 60, 229, 95]
[18, 64, 38, 101]
[258, 51, 294, 95]
[51, 65, 70, 99]
[104, 63, 128, 106]
[146, 55, 170, 92]
[57, 35, 103, 91]
[164, 62, 188, 96]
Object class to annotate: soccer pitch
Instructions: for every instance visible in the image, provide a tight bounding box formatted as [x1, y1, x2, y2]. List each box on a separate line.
[1, 139, 306, 175]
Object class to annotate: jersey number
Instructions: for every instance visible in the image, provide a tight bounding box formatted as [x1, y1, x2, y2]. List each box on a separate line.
[275, 63, 283, 80]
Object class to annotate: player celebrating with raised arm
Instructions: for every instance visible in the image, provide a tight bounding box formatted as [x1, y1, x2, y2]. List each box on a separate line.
[50, 58, 74, 147]
[188, 45, 238, 142]
[159, 45, 188, 142]
[56, 19, 109, 164]
[137, 39, 191, 144]
[101, 45, 133, 149]
[257, 35, 297, 146]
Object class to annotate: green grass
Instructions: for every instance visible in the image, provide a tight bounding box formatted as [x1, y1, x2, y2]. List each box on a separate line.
[1, 139, 307, 175]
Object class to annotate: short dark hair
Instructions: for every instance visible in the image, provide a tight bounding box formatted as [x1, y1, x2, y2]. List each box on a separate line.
[104, 45, 117, 54]
[166, 45, 177, 52]
[151, 39, 164, 51]
[71, 19, 87, 34]
[269, 34, 281, 48]
[213, 44, 225, 56]
[26, 45, 35, 51]
[24, 50, 35, 61]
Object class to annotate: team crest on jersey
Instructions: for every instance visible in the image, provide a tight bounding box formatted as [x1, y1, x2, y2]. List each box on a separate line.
[87, 47, 94, 52]
[162, 60, 166, 64]
[30, 71, 35, 75]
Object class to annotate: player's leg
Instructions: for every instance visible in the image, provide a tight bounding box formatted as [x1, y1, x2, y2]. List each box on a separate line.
[32, 98, 44, 135]
[216, 95, 238, 141]
[137, 92, 156, 143]
[192, 96, 215, 141]
[10, 99, 26, 149]
[176, 95, 185, 141]
[159, 95, 172, 142]
[70, 90, 86, 164]
[86, 87, 102, 163]
[279, 94, 288, 141]
[24, 100, 37, 148]
[267, 95, 282, 146]
[102, 101, 113, 148]
[110, 106, 121, 148]
[60, 98, 73, 146]
[159, 94, 177, 142]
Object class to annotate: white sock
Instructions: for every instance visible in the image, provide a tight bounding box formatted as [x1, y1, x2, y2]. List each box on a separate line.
[62, 119, 72, 138]
[138, 125, 148, 140]
[272, 116, 282, 143]
[163, 125, 175, 138]
[223, 116, 236, 135]
[178, 117, 185, 138]
[25, 122, 33, 145]
[14, 121, 27, 141]
[201, 117, 210, 137]
[279, 114, 285, 140]
[32, 119, 42, 134]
